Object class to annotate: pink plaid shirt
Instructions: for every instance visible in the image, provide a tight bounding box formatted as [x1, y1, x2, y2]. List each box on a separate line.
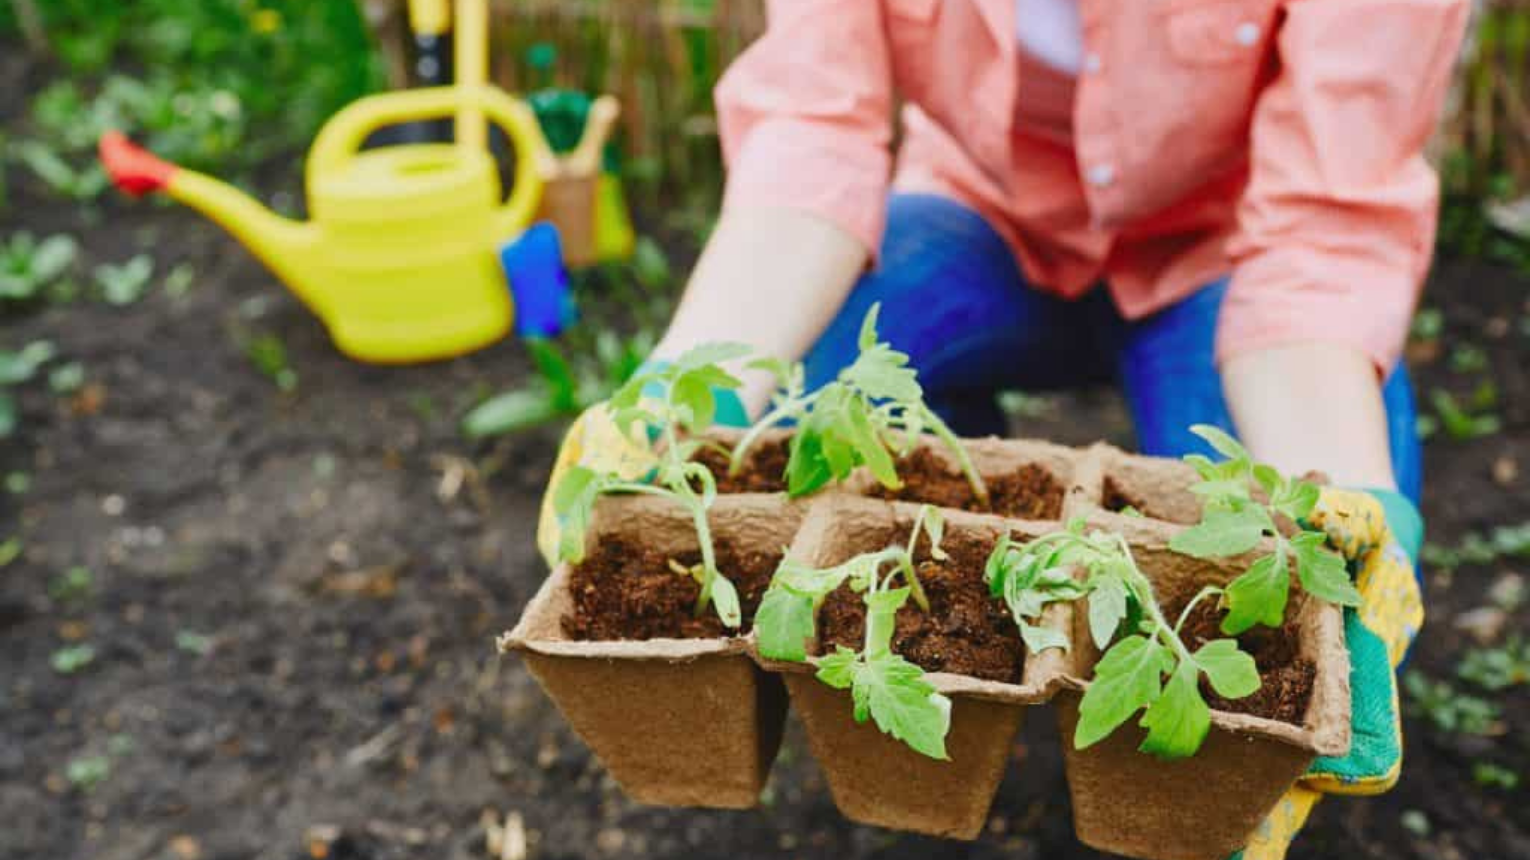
[714, 0, 1470, 370]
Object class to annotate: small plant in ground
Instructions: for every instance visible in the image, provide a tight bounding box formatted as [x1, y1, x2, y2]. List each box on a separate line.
[244, 333, 297, 391]
[0, 340, 58, 438]
[1428, 384, 1501, 441]
[1168, 425, 1360, 635]
[48, 361, 85, 395]
[1423, 522, 1530, 572]
[13, 141, 110, 203]
[755, 505, 952, 758]
[94, 254, 155, 306]
[51, 644, 97, 675]
[551, 343, 752, 627]
[1404, 671, 1504, 736]
[48, 566, 94, 603]
[462, 331, 651, 438]
[732, 304, 988, 504]
[1472, 762, 1520, 790]
[66, 754, 111, 792]
[1, 231, 78, 305]
[1457, 636, 1530, 691]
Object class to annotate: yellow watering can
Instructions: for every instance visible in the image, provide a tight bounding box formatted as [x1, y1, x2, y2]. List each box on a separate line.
[98, 0, 556, 364]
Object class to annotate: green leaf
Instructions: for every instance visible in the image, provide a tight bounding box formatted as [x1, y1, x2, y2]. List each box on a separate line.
[1194, 639, 1261, 699]
[785, 427, 833, 497]
[815, 646, 857, 688]
[857, 303, 883, 351]
[525, 337, 579, 410]
[1221, 552, 1289, 635]
[674, 341, 751, 371]
[845, 399, 900, 489]
[1075, 635, 1167, 749]
[1189, 424, 1250, 463]
[1291, 531, 1361, 607]
[1137, 660, 1211, 759]
[671, 373, 717, 430]
[843, 348, 922, 403]
[755, 587, 818, 661]
[1252, 464, 1283, 498]
[461, 388, 562, 438]
[851, 650, 952, 759]
[1169, 506, 1270, 559]
[1088, 574, 1129, 650]
[709, 573, 742, 628]
[1273, 479, 1321, 522]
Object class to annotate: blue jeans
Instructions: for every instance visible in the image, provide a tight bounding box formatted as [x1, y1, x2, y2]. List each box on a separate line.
[803, 194, 1422, 504]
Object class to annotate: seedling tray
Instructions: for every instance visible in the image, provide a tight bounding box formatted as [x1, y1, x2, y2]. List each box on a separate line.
[500, 494, 802, 808]
[505, 436, 1351, 855]
[754, 496, 1071, 839]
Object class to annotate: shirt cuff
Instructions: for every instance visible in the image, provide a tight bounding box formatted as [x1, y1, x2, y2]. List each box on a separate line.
[1215, 250, 1420, 375]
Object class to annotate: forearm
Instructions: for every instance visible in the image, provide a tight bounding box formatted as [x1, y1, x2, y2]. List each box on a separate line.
[1222, 343, 1397, 490]
[654, 205, 869, 416]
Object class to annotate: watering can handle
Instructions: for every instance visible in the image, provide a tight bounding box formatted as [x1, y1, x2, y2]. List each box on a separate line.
[308, 87, 554, 241]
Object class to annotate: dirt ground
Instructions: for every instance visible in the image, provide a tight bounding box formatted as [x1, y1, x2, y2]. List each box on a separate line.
[3, 57, 1528, 860]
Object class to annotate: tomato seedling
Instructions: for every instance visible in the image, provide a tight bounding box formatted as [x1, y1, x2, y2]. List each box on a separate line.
[755, 505, 953, 759]
[1003, 520, 1261, 759]
[730, 304, 989, 505]
[1168, 425, 1361, 635]
[551, 342, 753, 628]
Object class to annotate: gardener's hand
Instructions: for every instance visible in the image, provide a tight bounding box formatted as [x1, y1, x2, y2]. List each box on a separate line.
[1237, 487, 1424, 860]
[534, 360, 749, 567]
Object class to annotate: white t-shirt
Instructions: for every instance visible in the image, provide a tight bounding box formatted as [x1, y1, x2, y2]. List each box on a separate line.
[1015, 0, 1084, 76]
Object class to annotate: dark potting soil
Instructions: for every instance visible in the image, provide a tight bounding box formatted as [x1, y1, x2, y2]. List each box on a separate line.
[690, 437, 790, 493]
[873, 446, 1065, 520]
[817, 529, 1024, 682]
[561, 536, 782, 641]
[1177, 597, 1316, 725]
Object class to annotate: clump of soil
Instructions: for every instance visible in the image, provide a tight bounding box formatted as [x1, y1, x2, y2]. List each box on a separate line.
[817, 529, 1024, 682]
[873, 446, 1064, 520]
[563, 536, 782, 641]
[690, 437, 790, 493]
[1175, 597, 1315, 725]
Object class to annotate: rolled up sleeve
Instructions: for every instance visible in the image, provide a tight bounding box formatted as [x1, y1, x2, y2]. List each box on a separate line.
[1219, 0, 1471, 373]
[714, 0, 895, 257]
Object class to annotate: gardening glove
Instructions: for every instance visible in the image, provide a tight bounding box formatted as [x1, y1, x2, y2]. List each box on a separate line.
[534, 360, 749, 567]
[1237, 487, 1425, 860]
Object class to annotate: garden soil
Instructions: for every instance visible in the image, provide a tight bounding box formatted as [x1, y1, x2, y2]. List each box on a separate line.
[3, 47, 1530, 860]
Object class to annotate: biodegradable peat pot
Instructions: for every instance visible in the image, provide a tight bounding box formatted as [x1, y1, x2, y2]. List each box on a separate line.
[758, 496, 1071, 840]
[501, 494, 803, 808]
[1054, 511, 1351, 860]
[865, 435, 1079, 521]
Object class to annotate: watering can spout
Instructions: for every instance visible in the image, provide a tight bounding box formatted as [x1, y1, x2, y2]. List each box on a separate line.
[99, 132, 323, 304]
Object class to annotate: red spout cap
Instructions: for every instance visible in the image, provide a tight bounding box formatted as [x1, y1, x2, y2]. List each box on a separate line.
[99, 132, 177, 196]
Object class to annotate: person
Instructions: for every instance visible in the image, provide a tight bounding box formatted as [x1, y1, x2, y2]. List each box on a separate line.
[543, 1, 1467, 856]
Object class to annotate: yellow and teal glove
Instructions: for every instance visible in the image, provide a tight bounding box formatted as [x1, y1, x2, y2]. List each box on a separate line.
[1237, 487, 1425, 859]
[534, 359, 749, 567]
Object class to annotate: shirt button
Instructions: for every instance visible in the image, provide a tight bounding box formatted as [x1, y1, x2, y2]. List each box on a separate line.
[1086, 164, 1117, 188]
[1234, 22, 1261, 46]
[1083, 53, 1102, 74]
